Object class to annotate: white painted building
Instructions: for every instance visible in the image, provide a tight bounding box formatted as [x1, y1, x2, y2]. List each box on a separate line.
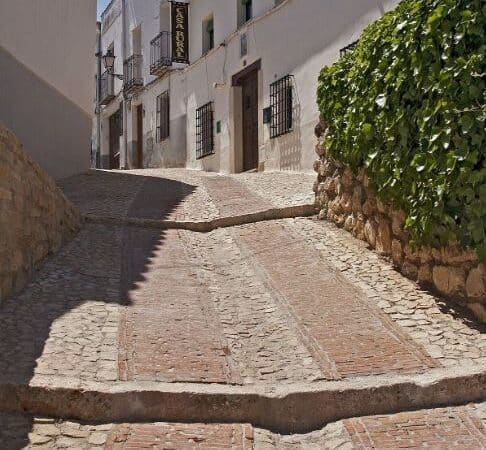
[0, 0, 96, 179]
[96, 0, 399, 173]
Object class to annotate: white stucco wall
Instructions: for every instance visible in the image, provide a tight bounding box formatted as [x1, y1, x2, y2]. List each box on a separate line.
[0, 0, 96, 178]
[0, 0, 96, 115]
[97, 0, 400, 174]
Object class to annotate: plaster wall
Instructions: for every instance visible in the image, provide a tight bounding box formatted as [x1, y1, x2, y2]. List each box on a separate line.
[97, 0, 400, 174]
[0, 0, 96, 179]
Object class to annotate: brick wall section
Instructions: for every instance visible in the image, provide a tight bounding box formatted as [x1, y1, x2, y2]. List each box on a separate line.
[313, 119, 486, 323]
[0, 125, 81, 302]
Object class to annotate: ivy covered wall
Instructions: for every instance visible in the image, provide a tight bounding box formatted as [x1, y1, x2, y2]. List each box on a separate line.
[317, 0, 485, 260]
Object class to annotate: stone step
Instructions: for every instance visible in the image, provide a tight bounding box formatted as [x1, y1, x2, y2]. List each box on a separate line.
[0, 366, 484, 434]
[1, 402, 485, 449]
[83, 203, 317, 232]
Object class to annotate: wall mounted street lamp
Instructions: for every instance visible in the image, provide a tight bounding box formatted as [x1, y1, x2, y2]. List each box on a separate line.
[103, 49, 124, 80]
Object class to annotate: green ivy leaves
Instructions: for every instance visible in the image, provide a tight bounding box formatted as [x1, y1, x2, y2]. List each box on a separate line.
[317, 0, 486, 261]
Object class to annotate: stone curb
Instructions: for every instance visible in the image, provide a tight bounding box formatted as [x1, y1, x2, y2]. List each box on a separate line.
[82, 204, 318, 232]
[0, 366, 484, 433]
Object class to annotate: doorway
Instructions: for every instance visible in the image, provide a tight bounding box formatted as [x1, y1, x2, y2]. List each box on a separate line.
[136, 104, 144, 168]
[109, 109, 121, 169]
[241, 70, 259, 171]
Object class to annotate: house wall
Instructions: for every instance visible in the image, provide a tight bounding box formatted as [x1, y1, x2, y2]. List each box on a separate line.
[97, 0, 399, 174]
[0, 0, 96, 179]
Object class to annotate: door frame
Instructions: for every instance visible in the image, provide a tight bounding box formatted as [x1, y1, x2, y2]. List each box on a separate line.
[136, 104, 143, 169]
[231, 59, 262, 173]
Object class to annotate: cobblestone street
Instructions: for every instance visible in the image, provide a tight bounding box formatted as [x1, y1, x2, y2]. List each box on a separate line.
[0, 169, 485, 449]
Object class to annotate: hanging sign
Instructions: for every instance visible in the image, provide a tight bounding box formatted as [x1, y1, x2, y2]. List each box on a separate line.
[171, 2, 189, 64]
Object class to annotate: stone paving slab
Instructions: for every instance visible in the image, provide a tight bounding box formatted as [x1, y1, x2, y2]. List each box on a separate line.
[1, 402, 484, 449]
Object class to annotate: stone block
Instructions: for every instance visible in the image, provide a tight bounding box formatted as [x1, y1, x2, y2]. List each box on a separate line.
[418, 264, 433, 284]
[391, 239, 403, 267]
[402, 261, 419, 281]
[364, 220, 377, 248]
[466, 265, 486, 301]
[432, 266, 466, 297]
[376, 216, 392, 255]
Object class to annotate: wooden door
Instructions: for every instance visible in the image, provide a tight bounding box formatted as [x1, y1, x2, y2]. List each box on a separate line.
[136, 104, 144, 169]
[241, 71, 259, 172]
[109, 110, 121, 169]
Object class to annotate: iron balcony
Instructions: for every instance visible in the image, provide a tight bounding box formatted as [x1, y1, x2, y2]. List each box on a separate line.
[150, 31, 172, 76]
[123, 54, 144, 94]
[100, 70, 115, 105]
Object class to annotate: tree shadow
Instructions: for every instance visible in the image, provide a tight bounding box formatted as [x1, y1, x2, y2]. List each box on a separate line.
[0, 170, 196, 449]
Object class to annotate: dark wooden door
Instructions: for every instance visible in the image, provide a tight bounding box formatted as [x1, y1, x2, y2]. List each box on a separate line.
[136, 104, 144, 169]
[242, 71, 259, 171]
[109, 110, 121, 169]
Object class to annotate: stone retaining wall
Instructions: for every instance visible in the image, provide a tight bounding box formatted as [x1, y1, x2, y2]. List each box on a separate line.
[313, 119, 485, 322]
[0, 125, 81, 302]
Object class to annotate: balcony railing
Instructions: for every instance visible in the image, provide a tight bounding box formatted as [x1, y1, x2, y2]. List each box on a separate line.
[100, 70, 115, 105]
[150, 31, 172, 76]
[123, 54, 143, 93]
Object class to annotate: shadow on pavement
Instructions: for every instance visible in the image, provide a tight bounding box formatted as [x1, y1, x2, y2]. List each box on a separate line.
[0, 170, 196, 449]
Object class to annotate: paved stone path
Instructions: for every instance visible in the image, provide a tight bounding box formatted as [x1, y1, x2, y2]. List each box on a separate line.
[0, 168, 484, 448]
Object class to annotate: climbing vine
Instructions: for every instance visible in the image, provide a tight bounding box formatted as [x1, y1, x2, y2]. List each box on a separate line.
[317, 0, 486, 260]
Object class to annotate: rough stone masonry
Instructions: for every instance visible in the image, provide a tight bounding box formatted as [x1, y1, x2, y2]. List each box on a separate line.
[313, 118, 486, 322]
[0, 125, 80, 303]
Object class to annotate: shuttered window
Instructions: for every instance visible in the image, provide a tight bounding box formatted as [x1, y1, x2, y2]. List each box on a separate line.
[156, 91, 169, 142]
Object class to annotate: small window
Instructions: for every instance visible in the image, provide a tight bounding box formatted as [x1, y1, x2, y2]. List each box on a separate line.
[203, 15, 214, 55]
[270, 75, 293, 139]
[196, 102, 214, 159]
[340, 40, 359, 57]
[156, 91, 170, 142]
[238, 0, 252, 27]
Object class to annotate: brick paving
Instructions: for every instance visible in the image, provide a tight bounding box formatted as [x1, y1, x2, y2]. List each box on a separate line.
[105, 423, 254, 450]
[0, 168, 484, 448]
[235, 221, 436, 378]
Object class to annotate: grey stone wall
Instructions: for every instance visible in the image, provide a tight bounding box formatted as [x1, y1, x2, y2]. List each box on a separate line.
[0, 126, 81, 302]
[313, 119, 485, 322]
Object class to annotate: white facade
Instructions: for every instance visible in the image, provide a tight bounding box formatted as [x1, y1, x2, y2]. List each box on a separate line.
[0, 0, 96, 179]
[97, 0, 399, 173]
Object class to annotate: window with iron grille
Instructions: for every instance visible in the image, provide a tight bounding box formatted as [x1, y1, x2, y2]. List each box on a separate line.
[270, 75, 293, 139]
[156, 91, 170, 142]
[340, 40, 359, 57]
[196, 102, 214, 159]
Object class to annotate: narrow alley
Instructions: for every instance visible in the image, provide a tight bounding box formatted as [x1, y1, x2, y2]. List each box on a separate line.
[0, 169, 484, 449]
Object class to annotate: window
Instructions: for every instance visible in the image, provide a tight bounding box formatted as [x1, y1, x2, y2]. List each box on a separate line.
[203, 15, 214, 55]
[238, 0, 252, 27]
[156, 91, 170, 142]
[340, 40, 359, 57]
[196, 102, 214, 159]
[270, 75, 293, 138]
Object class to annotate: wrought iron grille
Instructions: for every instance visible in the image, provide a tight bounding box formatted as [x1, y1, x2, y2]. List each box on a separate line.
[340, 40, 359, 57]
[196, 102, 214, 159]
[270, 75, 293, 139]
[123, 54, 143, 91]
[156, 91, 170, 142]
[100, 70, 114, 105]
[150, 31, 172, 75]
